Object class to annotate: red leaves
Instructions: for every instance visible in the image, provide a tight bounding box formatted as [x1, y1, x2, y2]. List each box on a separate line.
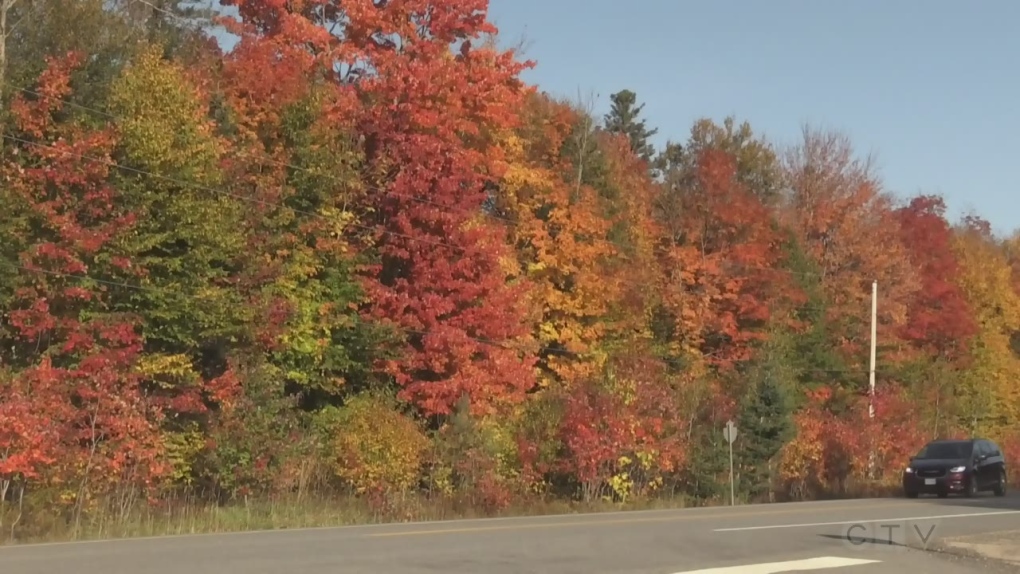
[9, 52, 83, 138]
[658, 147, 785, 370]
[224, 0, 540, 419]
[0, 380, 57, 482]
[780, 384, 924, 494]
[894, 195, 978, 359]
[2, 53, 169, 500]
[351, 20, 535, 417]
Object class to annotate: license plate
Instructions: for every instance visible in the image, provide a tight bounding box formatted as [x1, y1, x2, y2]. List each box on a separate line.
[925, 478, 936, 485]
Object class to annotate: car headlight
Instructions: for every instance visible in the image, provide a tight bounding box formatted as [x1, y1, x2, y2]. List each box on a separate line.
[949, 466, 965, 473]
[905, 467, 913, 473]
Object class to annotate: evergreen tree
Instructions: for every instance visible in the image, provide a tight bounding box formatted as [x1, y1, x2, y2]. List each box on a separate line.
[736, 362, 794, 502]
[603, 89, 658, 162]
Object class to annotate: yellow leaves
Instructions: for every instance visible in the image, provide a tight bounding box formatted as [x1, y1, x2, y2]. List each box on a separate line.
[108, 44, 223, 185]
[498, 133, 526, 158]
[537, 321, 560, 343]
[472, 414, 521, 481]
[163, 426, 205, 485]
[951, 226, 1020, 436]
[777, 418, 825, 487]
[635, 450, 655, 471]
[607, 469, 633, 501]
[503, 163, 554, 195]
[135, 353, 199, 389]
[317, 392, 430, 496]
[319, 205, 355, 243]
[954, 231, 1020, 327]
[602, 367, 638, 407]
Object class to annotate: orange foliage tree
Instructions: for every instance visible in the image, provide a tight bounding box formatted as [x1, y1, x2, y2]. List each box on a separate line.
[779, 127, 919, 369]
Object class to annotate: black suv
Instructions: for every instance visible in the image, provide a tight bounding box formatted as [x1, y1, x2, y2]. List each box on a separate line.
[902, 438, 1007, 498]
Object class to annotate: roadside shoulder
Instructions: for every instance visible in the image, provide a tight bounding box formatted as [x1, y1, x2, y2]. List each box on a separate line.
[933, 529, 1020, 567]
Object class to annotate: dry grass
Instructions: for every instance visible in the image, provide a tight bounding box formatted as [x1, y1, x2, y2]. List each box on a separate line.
[0, 479, 903, 546]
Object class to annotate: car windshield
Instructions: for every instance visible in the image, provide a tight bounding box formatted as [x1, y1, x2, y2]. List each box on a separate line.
[915, 442, 971, 459]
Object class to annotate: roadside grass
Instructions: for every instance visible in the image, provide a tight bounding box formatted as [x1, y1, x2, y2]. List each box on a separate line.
[0, 479, 903, 546]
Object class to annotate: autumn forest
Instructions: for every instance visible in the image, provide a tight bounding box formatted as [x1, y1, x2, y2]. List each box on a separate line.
[2, 0, 1019, 542]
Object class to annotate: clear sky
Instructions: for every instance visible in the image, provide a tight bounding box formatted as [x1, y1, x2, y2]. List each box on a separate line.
[486, 0, 1020, 235]
[211, 0, 1019, 234]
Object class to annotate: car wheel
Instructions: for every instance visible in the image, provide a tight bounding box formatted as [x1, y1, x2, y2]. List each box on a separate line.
[965, 476, 978, 497]
[905, 490, 919, 499]
[993, 471, 1007, 497]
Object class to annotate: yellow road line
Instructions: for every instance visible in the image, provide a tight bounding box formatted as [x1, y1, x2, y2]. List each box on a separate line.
[365, 501, 920, 538]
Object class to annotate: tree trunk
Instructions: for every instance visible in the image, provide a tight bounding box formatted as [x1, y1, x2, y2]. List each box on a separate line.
[0, 0, 8, 97]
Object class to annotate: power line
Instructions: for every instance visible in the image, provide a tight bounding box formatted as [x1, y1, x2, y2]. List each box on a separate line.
[5, 128, 861, 323]
[9, 83, 838, 285]
[3, 81, 881, 367]
[0, 259, 871, 375]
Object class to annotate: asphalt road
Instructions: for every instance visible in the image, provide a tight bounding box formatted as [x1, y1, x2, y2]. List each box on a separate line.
[3, 493, 1020, 573]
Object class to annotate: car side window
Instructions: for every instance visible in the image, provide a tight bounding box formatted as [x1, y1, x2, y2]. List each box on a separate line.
[974, 441, 988, 458]
[987, 441, 1002, 457]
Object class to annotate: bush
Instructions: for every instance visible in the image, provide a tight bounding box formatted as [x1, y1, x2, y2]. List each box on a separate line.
[314, 390, 430, 498]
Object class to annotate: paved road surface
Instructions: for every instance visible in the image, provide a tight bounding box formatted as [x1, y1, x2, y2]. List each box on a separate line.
[2, 493, 1020, 573]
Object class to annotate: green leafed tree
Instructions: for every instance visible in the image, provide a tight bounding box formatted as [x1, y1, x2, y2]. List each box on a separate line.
[106, 44, 249, 407]
[2, 0, 216, 105]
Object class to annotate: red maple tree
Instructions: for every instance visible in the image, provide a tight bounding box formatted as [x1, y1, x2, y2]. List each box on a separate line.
[223, 0, 539, 417]
[893, 194, 978, 360]
[5, 53, 167, 498]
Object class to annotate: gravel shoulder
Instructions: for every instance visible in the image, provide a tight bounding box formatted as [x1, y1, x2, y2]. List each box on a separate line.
[932, 529, 1020, 568]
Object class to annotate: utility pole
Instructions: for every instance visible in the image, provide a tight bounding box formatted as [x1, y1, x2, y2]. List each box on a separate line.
[869, 280, 877, 419]
[868, 280, 877, 478]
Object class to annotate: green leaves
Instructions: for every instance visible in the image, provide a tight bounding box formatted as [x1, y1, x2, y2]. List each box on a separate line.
[107, 46, 248, 367]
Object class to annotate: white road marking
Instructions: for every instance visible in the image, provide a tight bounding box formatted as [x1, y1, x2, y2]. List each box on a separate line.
[671, 556, 880, 573]
[713, 509, 1020, 532]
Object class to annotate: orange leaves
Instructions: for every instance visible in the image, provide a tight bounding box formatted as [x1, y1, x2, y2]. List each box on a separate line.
[8, 51, 83, 139]
[778, 385, 922, 497]
[0, 377, 57, 482]
[779, 128, 919, 360]
[657, 146, 785, 370]
[498, 96, 622, 375]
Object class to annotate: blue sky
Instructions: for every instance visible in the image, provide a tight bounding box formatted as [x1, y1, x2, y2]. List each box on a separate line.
[212, 0, 1019, 234]
[486, 0, 1020, 235]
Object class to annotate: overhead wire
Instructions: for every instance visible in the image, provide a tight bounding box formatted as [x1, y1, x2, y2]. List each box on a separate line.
[2, 80, 873, 371]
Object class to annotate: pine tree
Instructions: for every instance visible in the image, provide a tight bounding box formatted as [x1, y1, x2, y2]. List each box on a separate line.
[735, 336, 795, 501]
[603, 89, 658, 162]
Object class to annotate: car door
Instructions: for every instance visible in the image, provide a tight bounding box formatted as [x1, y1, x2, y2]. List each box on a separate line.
[986, 440, 1005, 481]
[972, 441, 990, 488]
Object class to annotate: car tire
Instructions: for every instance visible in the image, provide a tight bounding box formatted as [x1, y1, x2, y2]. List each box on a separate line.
[905, 490, 919, 499]
[965, 476, 979, 497]
[993, 471, 1007, 497]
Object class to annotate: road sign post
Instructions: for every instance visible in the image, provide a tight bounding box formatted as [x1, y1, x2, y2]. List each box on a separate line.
[723, 420, 737, 506]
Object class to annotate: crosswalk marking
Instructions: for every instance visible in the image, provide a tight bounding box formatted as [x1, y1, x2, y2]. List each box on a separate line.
[671, 555, 880, 573]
